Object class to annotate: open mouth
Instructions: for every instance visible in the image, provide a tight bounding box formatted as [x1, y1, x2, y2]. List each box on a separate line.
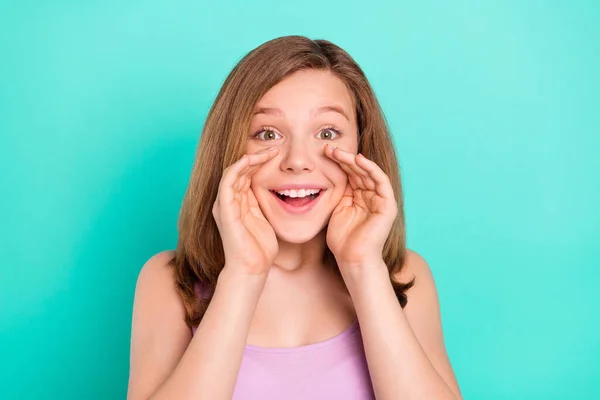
[269, 189, 324, 209]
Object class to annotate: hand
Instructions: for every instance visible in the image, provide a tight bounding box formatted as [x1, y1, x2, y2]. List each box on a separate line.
[212, 146, 280, 276]
[324, 144, 398, 269]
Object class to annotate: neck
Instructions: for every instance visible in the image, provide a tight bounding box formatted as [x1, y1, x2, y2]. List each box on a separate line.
[266, 228, 346, 296]
[272, 228, 327, 273]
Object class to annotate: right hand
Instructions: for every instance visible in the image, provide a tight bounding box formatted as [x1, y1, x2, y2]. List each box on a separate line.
[212, 146, 280, 276]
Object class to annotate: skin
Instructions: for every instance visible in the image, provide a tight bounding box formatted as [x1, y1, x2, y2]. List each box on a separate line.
[244, 70, 461, 399]
[245, 69, 360, 346]
[128, 69, 462, 399]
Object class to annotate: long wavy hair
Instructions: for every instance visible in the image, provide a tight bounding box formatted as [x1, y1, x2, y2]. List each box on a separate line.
[168, 35, 415, 329]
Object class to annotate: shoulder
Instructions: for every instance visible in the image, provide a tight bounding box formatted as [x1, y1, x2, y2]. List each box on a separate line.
[394, 249, 436, 297]
[129, 250, 191, 399]
[137, 250, 177, 284]
[394, 249, 463, 398]
[133, 249, 185, 330]
[393, 249, 442, 333]
[134, 249, 182, 317]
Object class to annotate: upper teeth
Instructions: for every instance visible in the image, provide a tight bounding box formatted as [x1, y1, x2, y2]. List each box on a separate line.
[275, 189, 321, 198]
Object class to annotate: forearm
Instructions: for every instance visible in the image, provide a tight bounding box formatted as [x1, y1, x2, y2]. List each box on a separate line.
[150, 267, 267, 400]
[341, 261, 458, 400]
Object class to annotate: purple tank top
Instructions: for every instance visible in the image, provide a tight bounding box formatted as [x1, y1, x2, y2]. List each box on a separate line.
[191, 282, 375, 399]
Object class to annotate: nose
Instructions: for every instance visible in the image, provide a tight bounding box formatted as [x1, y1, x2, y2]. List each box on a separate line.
[278, 137, 317, 173]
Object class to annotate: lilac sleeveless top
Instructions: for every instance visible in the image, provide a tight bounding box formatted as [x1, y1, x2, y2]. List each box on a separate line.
[191, 282, 375, 399]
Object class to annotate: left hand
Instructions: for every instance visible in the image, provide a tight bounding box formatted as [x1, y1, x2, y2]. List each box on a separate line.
[324, 144, 398, 269]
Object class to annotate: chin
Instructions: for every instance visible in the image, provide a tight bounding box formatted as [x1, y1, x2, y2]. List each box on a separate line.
[270, 219, 328, 244]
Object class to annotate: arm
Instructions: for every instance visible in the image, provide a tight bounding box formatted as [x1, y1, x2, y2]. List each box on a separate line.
[340, 250, 463, 400]
[127, 251, 267, 400]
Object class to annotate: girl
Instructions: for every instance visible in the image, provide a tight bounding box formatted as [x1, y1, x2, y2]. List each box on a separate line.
[128, 35, 462, 400]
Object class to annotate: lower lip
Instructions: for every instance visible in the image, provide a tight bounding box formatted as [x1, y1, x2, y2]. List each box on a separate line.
[270, 190, 325, 214]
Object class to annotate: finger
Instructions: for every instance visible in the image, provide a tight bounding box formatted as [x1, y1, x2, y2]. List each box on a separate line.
[345, 155, 376, 192]
[246, 146, 280, 167]
[324, 145, 360, 188]
[333, 147, 372, 184]
[240, 185, 249, 215]
[247, 185, 260, 208]
[247, 187, 267, 221]
[337, 158, 364, 190]
[232, 147, 279, 192]
[355, 153, 395, 200]
[238, 147, 279, 183]
[335, 183, 354, 209]
[233, 172, 251, 193]
[349, 160, 376, 192]
[325, 144, 367, 179]
[325, 145, 369, 190]
[219, 154, 250, 205]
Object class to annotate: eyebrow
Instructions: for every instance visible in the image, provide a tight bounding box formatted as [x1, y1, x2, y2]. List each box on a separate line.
[252, 105, 351, 122]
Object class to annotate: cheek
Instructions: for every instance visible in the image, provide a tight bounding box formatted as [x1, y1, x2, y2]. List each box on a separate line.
[246, 143, 264, 154]
[249, 168, 269, 191]
[323, 155, 348, 183]
[323, 163, 349, 205]
[330, 167, 348, 186]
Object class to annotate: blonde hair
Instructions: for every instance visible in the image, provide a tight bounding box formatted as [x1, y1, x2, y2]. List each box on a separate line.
[169, 35, 415, 328]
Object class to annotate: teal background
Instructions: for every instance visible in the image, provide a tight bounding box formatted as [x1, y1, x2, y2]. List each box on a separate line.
[1, 1, 598, 399]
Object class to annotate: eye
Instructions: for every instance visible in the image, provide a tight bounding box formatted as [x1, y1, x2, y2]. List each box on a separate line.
[316, 126, 342, 140]
[252, 127, 282, 141]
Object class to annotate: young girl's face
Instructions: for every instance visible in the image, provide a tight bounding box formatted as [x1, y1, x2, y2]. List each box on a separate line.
[247, 69, 359, 243]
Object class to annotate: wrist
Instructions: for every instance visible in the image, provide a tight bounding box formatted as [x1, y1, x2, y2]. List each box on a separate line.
[219, 265, 269, 286]
[338, 258, 388, 285]
[338, 256, 386, 273]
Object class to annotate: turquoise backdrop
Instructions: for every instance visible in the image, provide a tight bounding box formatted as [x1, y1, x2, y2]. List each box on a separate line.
[1, 1, 598, 399]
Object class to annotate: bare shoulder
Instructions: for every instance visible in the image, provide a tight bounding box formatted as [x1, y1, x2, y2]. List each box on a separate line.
[394, 249, 431, 285]
[137, 250, 177, 285]
[395, 249, 463, 399]
[394, 248, 441, 324]
[133, 250, 182, 318]
[128, 250, 190, 400]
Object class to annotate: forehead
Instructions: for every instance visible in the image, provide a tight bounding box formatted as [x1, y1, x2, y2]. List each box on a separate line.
[253, 69, 355, 121]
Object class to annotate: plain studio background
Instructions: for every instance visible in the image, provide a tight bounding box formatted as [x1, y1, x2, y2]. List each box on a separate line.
[1, 1, 598, 399]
